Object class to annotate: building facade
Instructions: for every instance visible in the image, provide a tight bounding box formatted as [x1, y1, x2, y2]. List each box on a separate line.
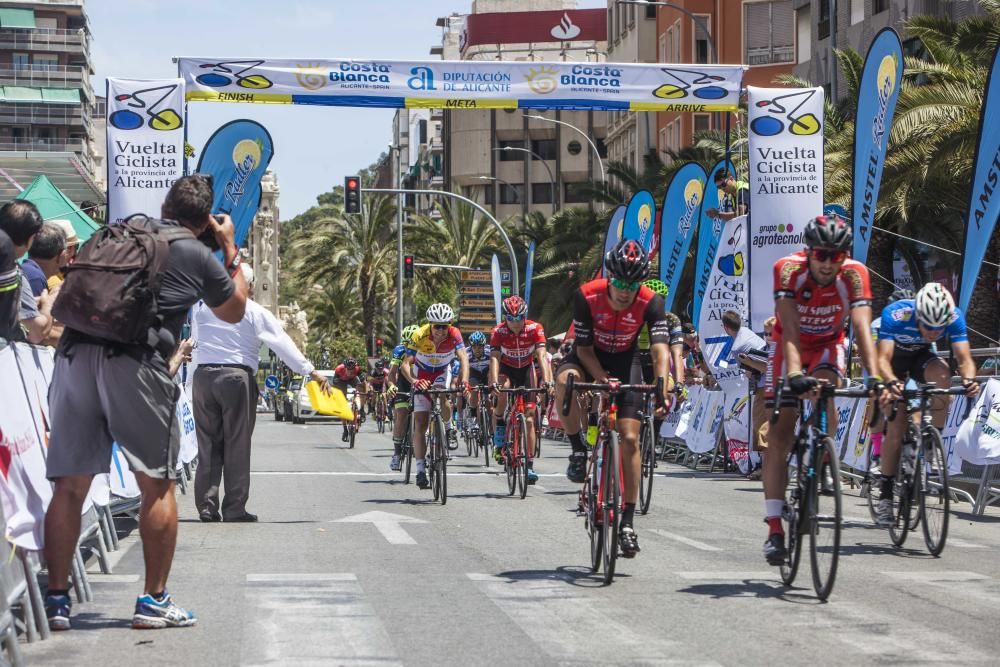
[250, 170, 280, 316]
[0, 0, 102, 203]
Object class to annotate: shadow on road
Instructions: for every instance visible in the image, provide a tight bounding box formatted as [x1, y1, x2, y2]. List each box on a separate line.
[678, 580, 819, 603]
[494, 565, 619, 589]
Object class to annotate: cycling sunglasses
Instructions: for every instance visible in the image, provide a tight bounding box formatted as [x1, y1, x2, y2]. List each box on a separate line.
[609, 277, 642, 291]
[809, 248, 847, 263]
[505, 314, 526, 321]
[432, 323, 450, 330]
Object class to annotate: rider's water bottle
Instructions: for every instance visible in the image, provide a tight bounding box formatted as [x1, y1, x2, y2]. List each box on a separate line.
[586, 413, 598, 447]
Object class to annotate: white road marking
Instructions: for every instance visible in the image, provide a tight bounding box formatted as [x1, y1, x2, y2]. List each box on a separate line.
[648, 529, 722, 552]
[882, 570, 989, 583]
[86, 574, 140, 583]
[947, 537, 989, 549]
[242, 573, 401, 666]
[468, 573, 718, 666]
[252, 470, 565, 477]
[333, 510, 427, 545]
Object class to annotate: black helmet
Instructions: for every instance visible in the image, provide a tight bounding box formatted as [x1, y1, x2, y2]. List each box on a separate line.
[604, 239, 651, 283]
[803, 214, 852, 251]
[343, 357, 358, 370]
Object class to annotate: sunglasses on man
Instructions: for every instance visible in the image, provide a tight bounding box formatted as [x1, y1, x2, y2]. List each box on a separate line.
[809, 248, 847, 263]
[609, 277, 642, 292]
[432, 323, 450, 330]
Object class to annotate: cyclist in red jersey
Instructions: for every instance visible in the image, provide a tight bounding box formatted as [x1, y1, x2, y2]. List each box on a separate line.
[761, 214, 884, 565]
[489, 296, 553, 483]
[553, 239, 673, 558]
[333, 358, 366, 442]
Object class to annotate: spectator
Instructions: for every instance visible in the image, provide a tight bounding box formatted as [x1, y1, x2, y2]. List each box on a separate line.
[43, 175, 248, 632]
[47, 219, 79, 290]
[0, 201, 57, 344]
[21, 222, 65, 297]
[705, 168, 749, 221]
[681, 322, 713, 385]
[722, 311, 769, 479]
[0, 228, 18, 341]
[190, 264, 329, 523]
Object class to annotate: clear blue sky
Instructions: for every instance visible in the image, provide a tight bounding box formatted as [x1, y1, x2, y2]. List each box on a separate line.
[88, 0, 605, 219]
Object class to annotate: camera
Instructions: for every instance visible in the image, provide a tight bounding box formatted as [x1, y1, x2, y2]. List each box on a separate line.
[197, 214, 225, 250]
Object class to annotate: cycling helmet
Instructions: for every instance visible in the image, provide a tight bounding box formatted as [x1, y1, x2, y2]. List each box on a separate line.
[604, 239, 651, 282]
[374, 359, 386, 370]
[914, 282, 955, 328]
[469, 331, 487, 345]
[502, 295, 528, 319]
[401, 324, 419, 343]
[426, 303, 455, 324]
[642, 278, 669, 297]
[889, 287, 915, 303]
[343, 357, 358, 370]
[803, 214, 852, 251]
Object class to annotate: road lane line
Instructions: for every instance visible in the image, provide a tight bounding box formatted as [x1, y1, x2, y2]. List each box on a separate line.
[947, 537, 989, 549]
[648, 529, 722, 552]
[242, 573, 401, 666]
[250, 471, 566, 477]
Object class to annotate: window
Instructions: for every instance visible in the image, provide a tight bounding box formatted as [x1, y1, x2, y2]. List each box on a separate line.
[33, 55, 58, 71]
[693, 113, 711, 133]
[567, 140, 582, 156]
[874, 0, 889, 14]
[796, 7, 811, 64]
[745, 1, 795, 66]
[12, 53, 29, 70]
[645, 4, 657, 20]
[530, 138, 557, 160]
[595, 137, 608, 159]
[499, 183, 523, 205]
[497, 140, 525, 160]
[664, 20, 681, 63]
[693, 14, 711, 64]
[658, 32, 666, 63]
[564, 182, 589, 204]
[35, 17, 57, 33]
[627, 3, 635, 30]
[531, 183, 555, 204]
[850, 0, 864, 25]
[818, 0, 831, 40]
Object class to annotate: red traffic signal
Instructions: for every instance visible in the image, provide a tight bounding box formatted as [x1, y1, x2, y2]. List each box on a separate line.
[344, 175, 361, 214]
[376, 337, 383, 347]
[404, 255, 414, 279]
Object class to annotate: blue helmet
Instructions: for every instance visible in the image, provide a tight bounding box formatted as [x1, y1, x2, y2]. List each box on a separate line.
[469, 331, 487, 345]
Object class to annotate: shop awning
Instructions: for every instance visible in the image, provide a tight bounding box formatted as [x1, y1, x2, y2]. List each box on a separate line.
[0, 86, 81, 104]
[41, 88, 81, 104]
[0, 8, 36, 29]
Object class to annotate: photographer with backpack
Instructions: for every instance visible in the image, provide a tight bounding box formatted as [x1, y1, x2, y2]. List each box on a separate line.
[43, 174, 248, 632]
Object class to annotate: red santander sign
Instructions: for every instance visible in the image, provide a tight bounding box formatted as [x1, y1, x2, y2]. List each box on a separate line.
[461, 9, 606, 54]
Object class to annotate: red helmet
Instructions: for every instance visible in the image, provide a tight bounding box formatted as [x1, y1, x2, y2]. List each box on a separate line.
[502, 295, 528, 319]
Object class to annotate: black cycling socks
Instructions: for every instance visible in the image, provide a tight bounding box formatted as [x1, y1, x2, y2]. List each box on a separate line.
[880, 476, 894, 500]
[622, 503, 636, 528]
[568, 432, 586, 454]
[392, 437, 403, 456]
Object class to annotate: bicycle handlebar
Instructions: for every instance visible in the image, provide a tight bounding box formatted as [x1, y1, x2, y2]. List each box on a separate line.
[769, 382, 882, 426]
[561, 375, 664, 416]
[888, 383, 972, 422]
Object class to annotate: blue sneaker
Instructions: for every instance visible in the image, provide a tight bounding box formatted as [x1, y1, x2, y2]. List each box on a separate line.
[132, 592, 197, 629]
[526, 468, 538, 485]
[45, 593, 71, 631]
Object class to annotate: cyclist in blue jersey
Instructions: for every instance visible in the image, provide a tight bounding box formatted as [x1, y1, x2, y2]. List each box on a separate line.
[874, 282, 979, 526]
[464, 331, 491, 429]
[388, 324, 419, 471]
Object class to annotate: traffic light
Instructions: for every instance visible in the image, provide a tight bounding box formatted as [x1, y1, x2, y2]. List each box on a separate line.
[404, 255, 414, 279]
[344, 176, 361, 214]
[375, 337, 383, 352]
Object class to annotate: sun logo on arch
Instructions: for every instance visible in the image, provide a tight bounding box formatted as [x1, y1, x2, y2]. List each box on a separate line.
[525, 67, 559, 95]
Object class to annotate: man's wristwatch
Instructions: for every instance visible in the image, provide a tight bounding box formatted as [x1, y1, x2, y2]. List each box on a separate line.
[227, 250, 241, 278]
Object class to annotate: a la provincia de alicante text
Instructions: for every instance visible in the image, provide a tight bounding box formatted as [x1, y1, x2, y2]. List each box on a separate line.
[113, 140, 179, 188]
[753, 146, 820, 195]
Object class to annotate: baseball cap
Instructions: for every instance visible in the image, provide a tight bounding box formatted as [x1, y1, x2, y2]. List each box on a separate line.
[49, 219, 79, 246]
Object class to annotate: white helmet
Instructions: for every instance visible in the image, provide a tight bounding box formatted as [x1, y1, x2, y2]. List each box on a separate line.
[914, 282, 955, 328]
[426, 303, 455, 324]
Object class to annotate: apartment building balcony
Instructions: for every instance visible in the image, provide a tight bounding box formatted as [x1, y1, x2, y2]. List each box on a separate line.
[0, 64, 92, 101]
[0, 101, 89, 128]
[0, 27, 90, 57]
[747, 45, 795, 66]
[0, 136, 86, 155]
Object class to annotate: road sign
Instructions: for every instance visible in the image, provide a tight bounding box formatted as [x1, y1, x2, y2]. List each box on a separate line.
[460, 270, 510, 283]
[461, 284, 495, 296]
[460, 296, 495, 308]
[264, 375, 279, 390]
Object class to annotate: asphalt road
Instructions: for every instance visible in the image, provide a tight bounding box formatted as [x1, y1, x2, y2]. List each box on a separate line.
[25, 415, 1000, 666]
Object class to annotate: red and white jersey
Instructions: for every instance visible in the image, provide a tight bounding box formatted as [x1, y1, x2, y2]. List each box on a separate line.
[773, 251, 872, 347]
[490, 320, 546, 369]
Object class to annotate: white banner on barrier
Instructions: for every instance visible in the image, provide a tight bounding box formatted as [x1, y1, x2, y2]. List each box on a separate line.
[841, 399, 873, 471]
[941, 394, 970, 474]
[687, 389, 725, 454]
[110, 443, 141, 499]
[0, 346, 53, 550]
[106, 78, 185, 224]
[661, 385, 699, 440]
[176, 384, 198, 467]
[950, 380, 1000, 466]
[722, 376, 758, 474]
[747, 86, 825, 330]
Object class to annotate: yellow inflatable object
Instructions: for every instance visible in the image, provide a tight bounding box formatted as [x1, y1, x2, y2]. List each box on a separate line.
[307, 382, 355, 420]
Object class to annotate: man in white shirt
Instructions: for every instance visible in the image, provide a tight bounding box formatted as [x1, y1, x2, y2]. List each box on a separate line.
[190, 265, 329, 522]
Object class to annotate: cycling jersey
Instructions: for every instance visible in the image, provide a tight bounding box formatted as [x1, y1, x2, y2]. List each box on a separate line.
[467, 346, 491, 378]
[572, 279, 670, 353]
[490, 320, 546, 369]
[406, 323, 464, 377]
[638, 311, 684, 350]
[334, 364, 361, 386]
[369, 367, 388, 387]
[772, 251, 872, 346]
[878, 299, 967, 352]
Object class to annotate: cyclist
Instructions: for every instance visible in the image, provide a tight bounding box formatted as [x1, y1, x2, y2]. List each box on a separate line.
[368, 358, 390, 420]
[553, 239, 674, 558]
[400, 304, 469, 489]
[489, 295, 552, 484]
[874, 282, 980, 526]
[463, 331, 491, 433]
[638, 278, 686, 386]
[388, 324, 419, 471]
[333, 357, 365, 442]
[762, 214, 883, 565]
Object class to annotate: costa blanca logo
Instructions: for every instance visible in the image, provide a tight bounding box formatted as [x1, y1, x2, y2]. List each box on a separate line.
[525, 66, 559, 94]
[295, 63, 327, 91]
[654, 68, 727, 101]
[550, 12, 581, 40]
[871, 53, 898, 149]
[750, 89, 821, 137]
[195, 60, 272, 89]
[109, 84, 183, 131]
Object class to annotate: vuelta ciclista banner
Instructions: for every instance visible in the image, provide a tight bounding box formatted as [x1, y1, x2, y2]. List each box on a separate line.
[747, 86, 825, 330]
[959, 42, 1000, 311]
[658, 162, 706, 310]
[177, 58, 745, 112]
[698, 214, 748, 377]
[851, 28, 903, 264]
[195, 119, 275, 248]
[692, 159, 734, 324]
[106, 78, 185, 224]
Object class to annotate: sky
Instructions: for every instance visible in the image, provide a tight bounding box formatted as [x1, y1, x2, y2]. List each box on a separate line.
[88, 0, 605, 220]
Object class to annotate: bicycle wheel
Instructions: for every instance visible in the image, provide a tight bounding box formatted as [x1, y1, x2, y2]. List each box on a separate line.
[436, 415, 448, 505]
[889, 446, 915, 547]
[349, 422, 357, 449]
[601, 433, 621, 585]
[809, 436, 842, 601]
[920, 427, 950, 556]
[780, 444, 805, 587]
[481, 407, 493, 468]
[533, 403, 542, 458]
[429, 420, 441, 502]
[516, 414, 528, 499]
[402, 432, 413, 485]
[586, 455, 602, 572]
[863, 434, 878, 523]
[638, 417, 655, 515]
[376, 400, 385, 434]
[505, 418, 517, 496]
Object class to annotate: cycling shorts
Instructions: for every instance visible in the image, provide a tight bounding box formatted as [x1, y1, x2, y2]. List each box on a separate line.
[558, 346, 643, 420]
[468, 369, 489, 388]
[499, 362, 538, 409]
[890, 346, 939, 384]
[765, 338, 845, 407]
[413, 373, 448, 413]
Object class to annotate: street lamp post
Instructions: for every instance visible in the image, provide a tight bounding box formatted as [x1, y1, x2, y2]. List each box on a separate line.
[478, 175, 526, 219]
[524, 114, 606, 185]
[616, 0, 717, 64]
[492, 146, 557, 215]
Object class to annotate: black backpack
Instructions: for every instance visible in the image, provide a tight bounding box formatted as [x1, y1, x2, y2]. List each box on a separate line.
[52, 214, 193, 345]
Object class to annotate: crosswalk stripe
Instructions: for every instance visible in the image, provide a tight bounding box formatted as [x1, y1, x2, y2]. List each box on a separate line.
[242, 574, 401, 666]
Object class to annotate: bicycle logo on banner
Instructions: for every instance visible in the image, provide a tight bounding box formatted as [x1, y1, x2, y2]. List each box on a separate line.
[195, 60, 273, 90]
[108, 84, 183, 131]
[653, 68, 728, 101]
[750, 89, 822, 137]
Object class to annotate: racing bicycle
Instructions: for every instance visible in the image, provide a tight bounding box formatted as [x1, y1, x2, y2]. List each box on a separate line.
[496, 387, 547, 499]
